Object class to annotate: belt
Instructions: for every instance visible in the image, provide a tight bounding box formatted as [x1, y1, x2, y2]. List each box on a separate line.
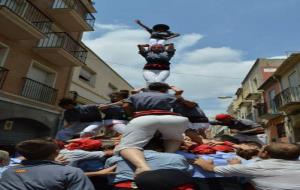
[134, 110, 180, 118]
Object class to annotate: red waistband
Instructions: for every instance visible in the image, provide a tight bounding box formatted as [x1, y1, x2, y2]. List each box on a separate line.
[134, 110, 179, 118]
[174, 184, 194, 190]
[114, 181, 137, 189]
[144, 63, 170, 70]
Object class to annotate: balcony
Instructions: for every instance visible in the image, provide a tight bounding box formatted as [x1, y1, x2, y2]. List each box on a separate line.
[80, 0, 96, 13]
[0, 0, 51, 40]
[274, 87, 300, 114]
[245, 91, 263, 101]
[237, 100, 252, 108]
[257, 103, 281, 120]
[34, 32, 88, 66]
[0, 66, 9, 89]
[48, 0, 95, 31]
[21, 78, 58, 104]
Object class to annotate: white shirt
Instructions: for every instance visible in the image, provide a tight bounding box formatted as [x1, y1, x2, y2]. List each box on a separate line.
[214, 159, 300, 190]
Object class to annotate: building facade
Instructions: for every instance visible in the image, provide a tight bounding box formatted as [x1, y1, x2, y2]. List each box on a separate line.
[69, 48, 134, 104]
[272, 53, 300, 143]
[229, 59, 284, 123]
[0, 0, 96, 147]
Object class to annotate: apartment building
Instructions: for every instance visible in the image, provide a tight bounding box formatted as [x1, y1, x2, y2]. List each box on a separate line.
[230, 59, 284, 122]
[69, 48, 134, 105]
[257, 76, 287, 143]
[0, 0, 96, 147]
[271, 53, 300, 143]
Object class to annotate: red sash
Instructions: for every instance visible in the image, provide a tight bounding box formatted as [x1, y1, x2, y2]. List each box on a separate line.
[134, 110, 180, 118]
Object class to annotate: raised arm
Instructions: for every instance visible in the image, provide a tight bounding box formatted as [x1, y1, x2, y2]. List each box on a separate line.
[135, 20, 152, 33]
[165, 33, 180, 40]
[169, 85, 183, 96]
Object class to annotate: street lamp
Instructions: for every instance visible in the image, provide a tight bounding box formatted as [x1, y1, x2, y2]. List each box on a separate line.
[217, 96, 233, 99]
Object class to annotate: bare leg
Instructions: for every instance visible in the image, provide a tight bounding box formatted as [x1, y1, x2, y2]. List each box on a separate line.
[164, 140, 182, 153]
[120, 148, 151, 175]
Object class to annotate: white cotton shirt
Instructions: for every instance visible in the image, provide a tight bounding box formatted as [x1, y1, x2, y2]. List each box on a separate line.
[214, 159, 300, 190]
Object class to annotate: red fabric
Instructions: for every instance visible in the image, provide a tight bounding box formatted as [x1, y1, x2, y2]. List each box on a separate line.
[215, 114, 233, 121]
[66, 138, 102, 151]
[134, 110, 179, 118]
[114, 181, 136, 188]
[191, 144, 234, 154]
[174, 184, 195, 190]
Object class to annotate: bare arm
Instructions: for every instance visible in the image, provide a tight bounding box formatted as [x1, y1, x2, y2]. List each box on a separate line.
[85, 165, 117, 177]
[165, 33, 180, 40]
[237, 127, 264, 135]
[135, 20, 152, 33]
[122, 102, 134, 117]
[169, 85, 183, 96]
[137, 44, 148, 53]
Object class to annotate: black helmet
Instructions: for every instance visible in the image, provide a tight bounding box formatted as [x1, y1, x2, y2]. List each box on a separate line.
[152, 24, 170, 31]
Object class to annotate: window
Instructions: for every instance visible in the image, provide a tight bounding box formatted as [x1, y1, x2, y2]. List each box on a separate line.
[79, 68, 95, 86]
[268, 89, 276, 113]
[28, 63, 56, 86]
[276, 123, 286, 138]
[0, 43, 9, 66]
[108, 83, 118, 94]
[288, 71, 299, 88]
[252, 78, 258, 92]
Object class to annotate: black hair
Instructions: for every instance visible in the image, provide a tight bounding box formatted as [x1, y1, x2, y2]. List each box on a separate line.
[264, 143, 300, 160]
[58, 98, 76, 107]
[16, 139, 59, 160]
[148, 82, 169, 92]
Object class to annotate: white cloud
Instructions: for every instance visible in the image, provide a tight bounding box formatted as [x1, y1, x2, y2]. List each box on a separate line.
[83, 23, 256, 116]
[94, 23, 129, 30]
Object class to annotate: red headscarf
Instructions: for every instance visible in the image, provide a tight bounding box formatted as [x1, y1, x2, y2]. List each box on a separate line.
[215, 114, 233, 121]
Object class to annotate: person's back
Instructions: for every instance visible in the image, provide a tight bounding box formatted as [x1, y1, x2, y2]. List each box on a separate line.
[241, 159, 300, 190]
[128, 91, 177, 112]
[0, 139, 95, 190]
[0, 160, 94, 190]
[212, 143, 300, 190]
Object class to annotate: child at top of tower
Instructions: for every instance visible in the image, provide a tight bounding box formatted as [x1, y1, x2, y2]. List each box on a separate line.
[135, 19, 180, 46]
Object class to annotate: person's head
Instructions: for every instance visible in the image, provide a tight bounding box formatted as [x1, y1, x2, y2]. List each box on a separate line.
[150, 44, 165, 53]
[109, 92, 123, 103]
[0, 150, 10, 166]
[237, 148, 259, 160]
[58, 98, 76, 110]
[215, 114, 234, 123]
[148, 82, 170, 93]
[152, 24, 170, 32]
[16, 139, 59, 161]
[119, 90, 130, 99]
[258, 143, 300, 160]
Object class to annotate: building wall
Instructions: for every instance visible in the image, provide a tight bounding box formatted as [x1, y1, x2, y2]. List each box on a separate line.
[70, 50, 133, 103]
[280, 61, 300, 90]
[0, 0, 96, 147]
[0, 36, 72, 105]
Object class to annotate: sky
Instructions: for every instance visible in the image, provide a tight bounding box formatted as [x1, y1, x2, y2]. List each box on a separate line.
[83, 0, 300, 117]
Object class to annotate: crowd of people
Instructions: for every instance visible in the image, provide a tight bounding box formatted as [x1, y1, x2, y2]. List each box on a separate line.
[1, 21, 300, 190]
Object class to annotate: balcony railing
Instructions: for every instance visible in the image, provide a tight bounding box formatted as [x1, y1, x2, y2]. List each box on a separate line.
[0, 66, 9, 89]
[274, 87, 300, 110]
[257, 103, 278, 118]
[52, 0, 95, 29]
[0, 0, 52, 33]
[37, 32, 88, 63]
[21, 78, 58, 104]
